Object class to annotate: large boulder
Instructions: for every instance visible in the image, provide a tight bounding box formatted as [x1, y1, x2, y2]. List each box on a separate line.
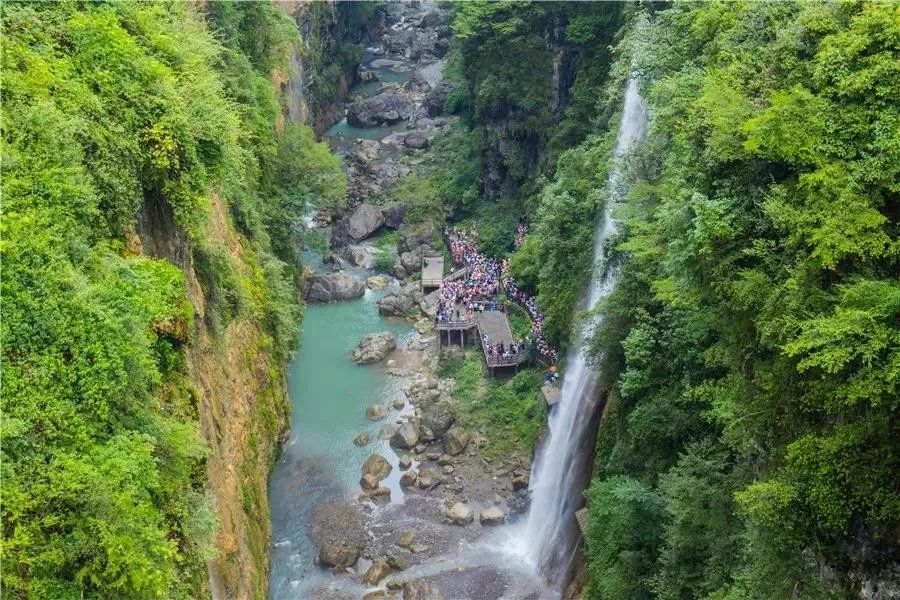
[403, 580, 446, 600]
[424, 82, 453, 117]
[416, 466, 441, 489]
[479, 505, 506, 526]
[400, 247, 427, 275]
[399, 469, 418, 487]
[402, 75, 432, 94]
[398, 530, 416, 549]
[390, 421, 420, 450]
[347, 94, 415, 127]
[407, 377, 440, 405]
[420, 399, 455, 439]
[512, 470, 530, 491]
[362, 558, 392, 585]
[369, 485, 391, 499]
[419, 290, 440, 319]
[317, 541, 359, 569]
[403, 130, 429, 150]
[367, 275, 390, 290]
[445, 502, 474, 525]
[366, 404, 389, 421]
[443, 427, 470, 456]
[307, 272, 364, 303]
[352, 332, 397, 364]
[347, 204, 385, 241]
[419, 10, 445, 29]
[360, 472, 381, 491]
[397, 220, 438, 254]
[378, 423, 399, 440]
[377, 286, 419, 317]
[382, 203, 408, 229]
[362, 453, 392, 481]
[332, 204, 385, 247]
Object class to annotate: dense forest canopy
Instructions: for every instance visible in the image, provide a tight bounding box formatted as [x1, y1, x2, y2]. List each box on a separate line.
[1, 0, 897, 598]
[1, 2, 343, 597]
[444, 1, 898, 597]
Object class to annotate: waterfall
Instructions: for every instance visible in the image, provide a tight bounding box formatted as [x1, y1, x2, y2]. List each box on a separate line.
[521, 78, 648, 589]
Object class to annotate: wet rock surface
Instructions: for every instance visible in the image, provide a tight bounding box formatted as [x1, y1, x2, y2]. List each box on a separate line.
[377, 284, 421, 317]
[307, 272, 365, 303]
[352, 331, 397, 364]
[347, 93, 415, 127]
[346, 203, 385, 241]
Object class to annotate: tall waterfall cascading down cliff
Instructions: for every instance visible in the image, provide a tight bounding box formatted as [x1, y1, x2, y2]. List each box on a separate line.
[520, 77, 649, 589]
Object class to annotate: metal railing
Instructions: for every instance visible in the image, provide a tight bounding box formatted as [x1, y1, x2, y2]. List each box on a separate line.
[436, 318, 478, 330]
[443, 266, 469, 282]
[480, 336, 526, 367]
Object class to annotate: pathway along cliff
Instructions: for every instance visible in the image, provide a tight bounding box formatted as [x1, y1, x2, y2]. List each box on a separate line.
[267, 5, 648, 599]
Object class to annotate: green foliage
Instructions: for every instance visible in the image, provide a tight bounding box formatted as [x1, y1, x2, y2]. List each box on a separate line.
[426, 123, 483, 214]
[505, 302, 532, 340]
[451, 2, 625, 196]
[373, 233, 399, 273]
[391, 176, 442, 225]
[299, 2, 373, 118]
[508, 134, 615, 347]
[584, 476, 664, 600]
[1, 1, 335, 596]
[438, 351, 546, 459]
[273, 123, 347, 217]
[582, 3, 900, 598]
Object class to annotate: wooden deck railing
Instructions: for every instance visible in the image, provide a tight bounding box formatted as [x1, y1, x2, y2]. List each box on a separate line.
[479, 335, 526, 367]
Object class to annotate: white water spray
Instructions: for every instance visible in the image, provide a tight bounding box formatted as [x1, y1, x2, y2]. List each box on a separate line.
[520, 78, 648, 589]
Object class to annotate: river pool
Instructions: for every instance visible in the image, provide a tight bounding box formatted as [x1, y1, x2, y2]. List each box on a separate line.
[267, 291, 413, 599]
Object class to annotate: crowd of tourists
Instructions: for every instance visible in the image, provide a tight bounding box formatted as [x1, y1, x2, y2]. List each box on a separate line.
[504, 278, 557, 363]
[439, 226, 559, 364]
[483, 337, 525, 363]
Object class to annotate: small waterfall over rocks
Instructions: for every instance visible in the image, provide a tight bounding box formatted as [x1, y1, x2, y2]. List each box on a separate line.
[520, 78, 649, 590]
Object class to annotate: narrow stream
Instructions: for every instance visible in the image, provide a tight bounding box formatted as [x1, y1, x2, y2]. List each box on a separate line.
[268, 39, 418, 600]
[268, 291, 414, 599]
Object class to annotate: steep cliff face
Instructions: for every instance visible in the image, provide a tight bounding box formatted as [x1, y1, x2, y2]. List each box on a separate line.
[276, 1, 383, 134]
[2, 3, 342, 598]
[452, 2, 624, 201]
[136, 194, 290, 599]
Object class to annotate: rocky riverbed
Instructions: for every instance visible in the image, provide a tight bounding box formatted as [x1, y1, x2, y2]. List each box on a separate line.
[301, 324, 541, 599]
[270, 3, 554, 599]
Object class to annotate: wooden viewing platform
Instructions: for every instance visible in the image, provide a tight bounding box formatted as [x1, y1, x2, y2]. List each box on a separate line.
[435, 255, 525, 373]
[477, 310, 525, 371]
[421, 254, 444, 291]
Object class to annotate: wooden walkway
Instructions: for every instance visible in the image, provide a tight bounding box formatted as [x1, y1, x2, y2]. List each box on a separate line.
[421, 254, 444, 291]
[434, 255, 525, 370]
[478, 310, 525, 369]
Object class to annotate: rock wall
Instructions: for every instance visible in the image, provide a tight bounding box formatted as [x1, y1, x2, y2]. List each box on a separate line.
[276, 1, 384, 135]
[137, 193, 289, 600]
[479, 8, 580, 201]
